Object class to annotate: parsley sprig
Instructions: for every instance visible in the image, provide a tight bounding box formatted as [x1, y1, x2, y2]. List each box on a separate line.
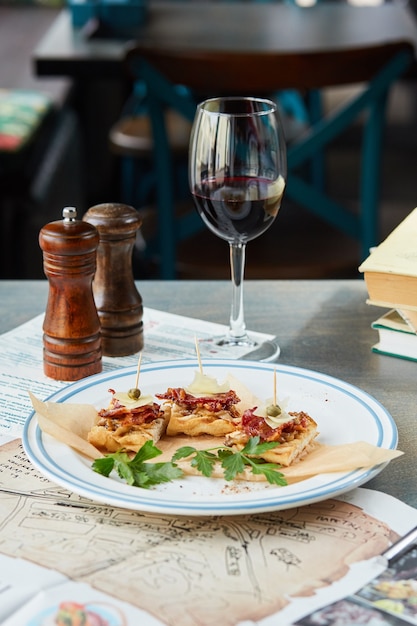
[92, 440, 183, 489]
[92, 437, 287, 488]
[173, 437, 287, 485]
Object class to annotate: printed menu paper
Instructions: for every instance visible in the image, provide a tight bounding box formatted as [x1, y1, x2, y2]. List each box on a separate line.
[0, 308, 274, 441]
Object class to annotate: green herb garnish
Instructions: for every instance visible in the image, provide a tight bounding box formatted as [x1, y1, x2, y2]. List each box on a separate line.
[92, 440, 183, 489]
[92, 437, 287, 488]
[173, 436, 287, 486]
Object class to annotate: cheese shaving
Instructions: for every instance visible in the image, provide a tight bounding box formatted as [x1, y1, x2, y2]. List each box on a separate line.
[112, 392, 154, 409]
[256, 396, 295, 428]
[185, 371, 230, 396]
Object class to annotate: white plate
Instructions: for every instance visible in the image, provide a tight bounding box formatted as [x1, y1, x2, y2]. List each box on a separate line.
[23, 359, 397, 516]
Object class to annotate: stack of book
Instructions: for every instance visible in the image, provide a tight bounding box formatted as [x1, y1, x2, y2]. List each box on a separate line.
[358, 207, 417, 362]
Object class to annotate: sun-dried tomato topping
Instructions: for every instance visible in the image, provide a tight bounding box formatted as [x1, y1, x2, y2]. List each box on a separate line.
[241, 409, 310, 442]
[156, 387, 240, 412]
[98, 399, 163, 426]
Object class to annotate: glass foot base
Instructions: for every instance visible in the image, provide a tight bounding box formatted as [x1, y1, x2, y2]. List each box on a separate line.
[213, 335, 280, 362]
[238, 339, 280, 362]
[216, 335, 256, 349]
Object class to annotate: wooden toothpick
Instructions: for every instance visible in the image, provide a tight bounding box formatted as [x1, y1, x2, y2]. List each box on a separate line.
[135, 352, 143, 389]
[195, 336, 203, 374]
[127, 352, 143, 400]
[273, 368, 277, 406]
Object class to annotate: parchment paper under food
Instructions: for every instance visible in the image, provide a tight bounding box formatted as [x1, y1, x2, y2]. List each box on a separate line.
[28, 392, 402, 484]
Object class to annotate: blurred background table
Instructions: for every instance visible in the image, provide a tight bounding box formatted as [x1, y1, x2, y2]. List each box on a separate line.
[1, 278, 416, 507]
[33, 2, 417, 203]
[34, 2, 417, 76]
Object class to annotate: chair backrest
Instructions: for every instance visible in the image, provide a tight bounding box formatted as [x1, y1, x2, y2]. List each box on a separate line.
[124, 36, 413, 278]
[126, 41, 413, 94]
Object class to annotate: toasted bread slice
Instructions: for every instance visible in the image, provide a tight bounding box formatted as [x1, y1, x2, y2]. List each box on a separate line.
[87, 395, 169, 453]
[88, 414, 168, 453]
[225, 411, 318, 467]
[165, 404, 240, 437]
[157, 387, 241, 437]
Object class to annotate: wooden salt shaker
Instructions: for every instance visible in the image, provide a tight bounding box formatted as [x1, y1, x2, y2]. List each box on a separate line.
[39, 206, 102, 381]
[83, 203, 144, 357]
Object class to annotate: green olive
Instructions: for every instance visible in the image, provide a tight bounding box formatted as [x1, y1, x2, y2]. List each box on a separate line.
[266, 404, 281, 417]
[128, 387, 141, 400]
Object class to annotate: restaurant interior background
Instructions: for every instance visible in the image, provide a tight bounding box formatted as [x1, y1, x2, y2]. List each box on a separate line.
[1, 0, 417, 281]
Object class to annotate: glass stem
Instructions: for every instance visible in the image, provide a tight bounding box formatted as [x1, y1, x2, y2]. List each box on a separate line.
[228, 242, 248, 339]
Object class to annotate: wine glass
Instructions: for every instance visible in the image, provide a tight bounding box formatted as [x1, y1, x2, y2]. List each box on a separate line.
[189, 96, 287, 360]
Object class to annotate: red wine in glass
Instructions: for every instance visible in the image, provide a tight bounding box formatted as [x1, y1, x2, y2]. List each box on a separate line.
[189, 96, 287, 359]
[192, 175, 284, 243]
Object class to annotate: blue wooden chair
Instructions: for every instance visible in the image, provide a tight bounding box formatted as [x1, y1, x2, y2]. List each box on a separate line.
[110, 10, 324, 234]
[121, 40, 412, 279]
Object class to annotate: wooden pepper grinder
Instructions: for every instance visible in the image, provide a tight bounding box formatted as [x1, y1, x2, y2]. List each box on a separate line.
[39, 206, 102, 381]
[83, 202, 144, 357]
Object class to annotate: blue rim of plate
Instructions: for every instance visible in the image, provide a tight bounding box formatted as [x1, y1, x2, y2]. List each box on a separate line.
[22, 359, 398, 516]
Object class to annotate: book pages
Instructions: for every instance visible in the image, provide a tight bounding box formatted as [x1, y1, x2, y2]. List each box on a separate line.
[398, 307, 417, 332]
[373, 309, 417, 334]
[359, 207, 417, 277]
